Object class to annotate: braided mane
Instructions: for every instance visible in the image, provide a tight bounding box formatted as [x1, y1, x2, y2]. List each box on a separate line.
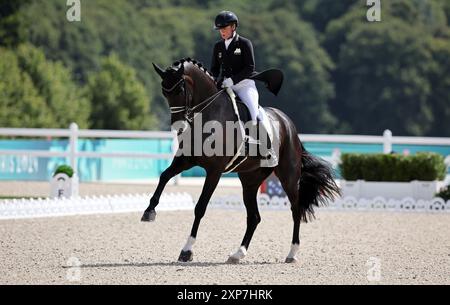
[170, 57, 215, 81]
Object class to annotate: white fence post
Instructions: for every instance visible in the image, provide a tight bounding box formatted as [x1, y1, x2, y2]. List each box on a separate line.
[383, 129, 392, 154]
[69, 123, 79, 172]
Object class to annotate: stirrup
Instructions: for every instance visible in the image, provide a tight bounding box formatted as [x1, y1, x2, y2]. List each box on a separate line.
[244, 135, 260, 145]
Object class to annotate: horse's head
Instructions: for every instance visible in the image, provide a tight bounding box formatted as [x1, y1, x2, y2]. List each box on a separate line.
[153, 59, 218, 124]
[153, 62, 190, 111]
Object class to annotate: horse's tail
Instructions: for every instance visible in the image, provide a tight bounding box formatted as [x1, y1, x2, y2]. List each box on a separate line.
[298, 144, 341, 222]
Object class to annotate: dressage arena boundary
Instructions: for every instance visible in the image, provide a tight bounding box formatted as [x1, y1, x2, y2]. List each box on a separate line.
[0, 193, 194, 220]
[0, 193, 449, 220]
[210, 194, 450, 213]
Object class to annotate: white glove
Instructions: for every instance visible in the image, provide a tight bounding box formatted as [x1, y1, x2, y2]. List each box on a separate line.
[222, 78, 234, 88]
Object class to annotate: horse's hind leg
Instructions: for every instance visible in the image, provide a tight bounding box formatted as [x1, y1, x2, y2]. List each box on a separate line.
[141, 156, 192, 222]
[227, 168, 273, 264]
[274, 152, 302, 263]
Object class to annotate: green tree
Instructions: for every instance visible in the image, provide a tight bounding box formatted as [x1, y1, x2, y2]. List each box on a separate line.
[86, 54, 157, 130]
[323, 6, 366, 63]
[0, 0, 31, 47]
[3, 0, 448, 135]
[295, 0, 359, 32]
[15, 44, 90, 128]
[0, 48, 51, 127]
[242, 9, 337, 133]
[336, 20, 435, 136]
[386, 0, 447, 35]
[428, 37, 450, 136]
[324, 0, 448, 62]
[18, 0, 103, 82]
[324, 1, 449, 135]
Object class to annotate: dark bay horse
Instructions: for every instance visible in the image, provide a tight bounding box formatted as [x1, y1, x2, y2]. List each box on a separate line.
[141, 58, 340, 263]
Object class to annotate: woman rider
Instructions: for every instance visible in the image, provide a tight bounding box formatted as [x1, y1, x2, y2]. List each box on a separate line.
[210, 11, 259, 123]
[211, 11, 275, 160]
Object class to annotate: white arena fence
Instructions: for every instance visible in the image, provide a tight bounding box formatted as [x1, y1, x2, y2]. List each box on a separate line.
[0, 193, 193, 220]
[1, 124, 449, 219]
[0, 193, 448, 220]
[210, 194, 450, 213]
[1, 124, 449, 181]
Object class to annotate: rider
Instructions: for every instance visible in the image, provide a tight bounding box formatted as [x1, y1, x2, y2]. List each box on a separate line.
[210, 11, 273, 159]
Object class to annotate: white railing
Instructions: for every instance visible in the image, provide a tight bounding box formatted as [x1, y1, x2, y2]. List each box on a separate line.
[1, 193, 448, 220]
[0, 192, 194, 219]
[301, 129, 450, 153]
[301, 129, 450, 168]
[0, 123, 179, 183]
[1, 124, 449, 179]
[210, 194, 450, 213]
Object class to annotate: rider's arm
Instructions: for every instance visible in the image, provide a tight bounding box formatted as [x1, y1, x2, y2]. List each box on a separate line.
[231, 38, 255, 85]
[210, 42, 221, 81]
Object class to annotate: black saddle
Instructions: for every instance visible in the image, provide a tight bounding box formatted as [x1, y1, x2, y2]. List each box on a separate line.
[236, 100, 252, 123]
[232, 97, 273, 157]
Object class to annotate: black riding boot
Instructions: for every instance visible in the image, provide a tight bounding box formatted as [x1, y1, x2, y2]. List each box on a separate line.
[244, 121, 259, 157]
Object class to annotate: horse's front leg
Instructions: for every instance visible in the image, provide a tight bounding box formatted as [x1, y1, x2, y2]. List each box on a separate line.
[178, 170, 222, 262]
[141, 156, 192, 222]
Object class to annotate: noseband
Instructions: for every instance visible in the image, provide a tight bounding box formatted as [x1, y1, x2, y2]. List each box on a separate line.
[163, 77, 224, 124]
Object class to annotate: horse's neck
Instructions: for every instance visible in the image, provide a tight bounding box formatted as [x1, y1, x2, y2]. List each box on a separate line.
[188, 72, 218, 107]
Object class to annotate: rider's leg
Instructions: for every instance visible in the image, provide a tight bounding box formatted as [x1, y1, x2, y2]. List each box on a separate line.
[232, 80, 276, 163]
[232, 79, 259, 123]
[233, 80, 277, 162]
[233, 80, 259, 147]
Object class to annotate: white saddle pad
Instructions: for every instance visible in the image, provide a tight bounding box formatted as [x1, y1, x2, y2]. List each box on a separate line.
[258, 107, 277, 145]
[258, 107, 279, 167]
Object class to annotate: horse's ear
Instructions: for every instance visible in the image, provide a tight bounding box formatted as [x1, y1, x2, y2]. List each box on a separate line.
[152, 63, 166, 79]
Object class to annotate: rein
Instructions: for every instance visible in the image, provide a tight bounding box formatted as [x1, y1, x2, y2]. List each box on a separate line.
[164, 77, 224, 124]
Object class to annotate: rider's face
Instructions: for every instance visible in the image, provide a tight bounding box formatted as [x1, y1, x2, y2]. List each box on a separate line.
[219, 25, 235, 40]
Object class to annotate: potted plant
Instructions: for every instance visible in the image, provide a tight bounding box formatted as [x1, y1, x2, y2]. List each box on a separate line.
[50, 164, 79, 198]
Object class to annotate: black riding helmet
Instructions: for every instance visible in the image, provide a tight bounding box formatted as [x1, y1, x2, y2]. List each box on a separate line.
[214, 11, 239, 30]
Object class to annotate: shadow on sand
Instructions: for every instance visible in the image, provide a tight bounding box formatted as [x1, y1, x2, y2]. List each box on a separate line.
[63, 261, 282, 269]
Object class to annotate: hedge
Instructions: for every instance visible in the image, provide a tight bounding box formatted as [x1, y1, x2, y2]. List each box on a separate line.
[436, 185, 450, 201]
[340, 152, 446, 182]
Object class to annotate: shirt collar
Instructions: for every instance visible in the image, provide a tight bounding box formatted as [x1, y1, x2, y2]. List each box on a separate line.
[224, 31, 237, 50]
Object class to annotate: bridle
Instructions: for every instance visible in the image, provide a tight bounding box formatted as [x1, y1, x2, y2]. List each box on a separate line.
[162, 77, 224, 124]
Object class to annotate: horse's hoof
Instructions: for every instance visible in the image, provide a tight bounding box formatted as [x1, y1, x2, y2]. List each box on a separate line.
[178, 250, 193, 262]
[226, 256, 240, 264]
[141, 210, 156, 222]
[285, 257, 298, 264]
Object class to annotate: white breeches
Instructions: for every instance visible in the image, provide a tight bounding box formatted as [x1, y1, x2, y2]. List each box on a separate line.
[231, 79, 259, 122]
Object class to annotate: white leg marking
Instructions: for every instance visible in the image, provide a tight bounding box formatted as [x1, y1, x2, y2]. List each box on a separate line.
[287, 243, 300, 259]
[182, 236, 196, 252]
[230, 246, 247, 260]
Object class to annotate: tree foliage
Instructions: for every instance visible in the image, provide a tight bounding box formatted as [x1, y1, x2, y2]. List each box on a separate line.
[86, 54, 157, 130]
[0, 45, 89, 128]
[0, 47, 49, 127]
[0, 0, 448, 136]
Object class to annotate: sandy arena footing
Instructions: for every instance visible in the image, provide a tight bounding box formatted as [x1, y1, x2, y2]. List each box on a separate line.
[1, 209, 449, 285]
